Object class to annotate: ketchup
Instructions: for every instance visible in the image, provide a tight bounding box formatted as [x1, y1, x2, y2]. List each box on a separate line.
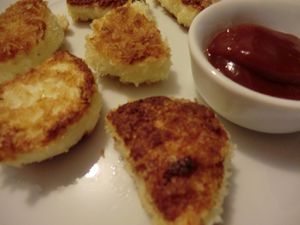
[206, 24, 300, 100]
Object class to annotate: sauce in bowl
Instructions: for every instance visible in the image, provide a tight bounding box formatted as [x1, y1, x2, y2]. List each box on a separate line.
[206, 24, 300, 100]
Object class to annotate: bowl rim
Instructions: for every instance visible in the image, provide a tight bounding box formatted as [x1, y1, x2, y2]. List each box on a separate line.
[188, 0, 300, 110]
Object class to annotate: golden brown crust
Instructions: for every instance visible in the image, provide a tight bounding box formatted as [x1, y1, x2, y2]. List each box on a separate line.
[107, 96, 229, 222]
[89, 3, 170, 64]
[67, 0, 127, 7]
[0, 0, 50, 62]
[0, 51, 97, 162]
[181, 0, 215, 11]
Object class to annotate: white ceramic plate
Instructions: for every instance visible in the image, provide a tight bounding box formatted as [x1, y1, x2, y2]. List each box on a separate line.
[0, 1, 300, 225]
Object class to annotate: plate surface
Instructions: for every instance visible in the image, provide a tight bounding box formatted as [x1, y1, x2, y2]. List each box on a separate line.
[0, 1, 300, 225]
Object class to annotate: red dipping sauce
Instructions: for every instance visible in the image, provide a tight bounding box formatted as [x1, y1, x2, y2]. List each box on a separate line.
[206, 24, 300, 100]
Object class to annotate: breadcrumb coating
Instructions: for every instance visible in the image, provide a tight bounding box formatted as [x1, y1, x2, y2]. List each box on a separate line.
[67, 0, 127, 7]
[89, 3, 170, 65]
[106, 96, 230, 223]
[0, 0, 49, 62]
[181, 0, 215, 10]
[0, 51, 97, 162]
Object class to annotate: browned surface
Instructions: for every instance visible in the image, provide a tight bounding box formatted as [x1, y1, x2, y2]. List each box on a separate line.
[67, 0, 127, 7]
[0, 0, 49, 62]
[89, 3, 170, 64]
[0, 51, 97, 161]
[107, 96, 229, 222]
[181, 0, 215, 11]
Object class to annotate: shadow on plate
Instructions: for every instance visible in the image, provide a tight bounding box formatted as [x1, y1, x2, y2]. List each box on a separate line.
[0, 101, 109, 205]
[99, 69, 181, 100]
[222, 119, 300, 173]
[60, 37, 74, 53]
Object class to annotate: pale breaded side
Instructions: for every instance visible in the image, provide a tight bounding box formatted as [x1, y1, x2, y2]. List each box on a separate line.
[67, 0, 129, 22]
[0, 51, 101, 167]
[0, 0, 65, 84]
[106, 96, 232, 225]
[85, 2, 171, 86]
[157, 0, 218, 27]
[56, 14, 70, 32]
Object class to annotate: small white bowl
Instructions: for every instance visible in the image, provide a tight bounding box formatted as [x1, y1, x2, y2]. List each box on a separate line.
[188, 0, 300, 133]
